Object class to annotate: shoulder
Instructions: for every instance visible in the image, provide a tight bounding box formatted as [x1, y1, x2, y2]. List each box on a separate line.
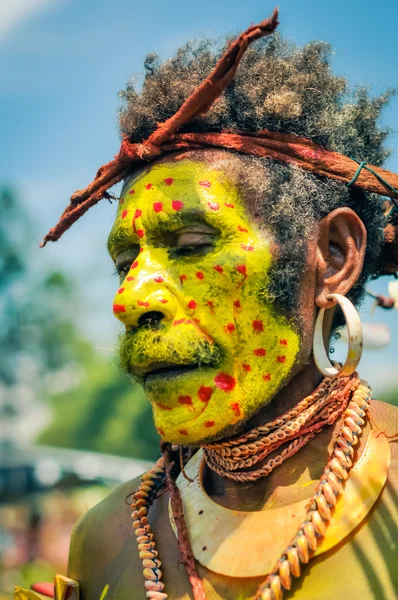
[67, 476, 141, 585]
[369, 399, 398, 488]
[369, 398, 398, 431]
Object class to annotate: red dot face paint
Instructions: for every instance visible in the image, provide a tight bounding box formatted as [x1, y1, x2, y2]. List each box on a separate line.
[236, 265, 247, 276]
[231, 402, 241, 417]
[253, 348, 266, 356]
[113, 304, 126, 314]
[172, 200, 184, 210]
[138, 300, 150, 308]
[252, 320, 264, 332]
[121, 209, 128, 219]
[178, 395, 193, 406]
[214, 373, 236, 392]
[198, 386, 213, 403]
[173, 318, 185, 326]
[112, 160, 299, 445]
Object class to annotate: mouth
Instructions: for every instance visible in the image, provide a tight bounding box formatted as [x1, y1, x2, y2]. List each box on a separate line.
[133, 361, 202, 383]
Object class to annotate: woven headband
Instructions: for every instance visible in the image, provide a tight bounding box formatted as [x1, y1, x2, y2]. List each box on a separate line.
[41, 8, 398, 248]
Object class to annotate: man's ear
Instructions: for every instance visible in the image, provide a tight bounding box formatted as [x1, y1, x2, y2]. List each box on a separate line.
[315, 207, 367, 309]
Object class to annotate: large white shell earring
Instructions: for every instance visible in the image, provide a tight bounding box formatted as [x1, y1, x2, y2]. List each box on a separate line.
[313, 293, 363, 378]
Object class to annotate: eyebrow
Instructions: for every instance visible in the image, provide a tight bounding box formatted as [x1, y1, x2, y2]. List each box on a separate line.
[107, 227, 133, 259]
[107, 207, 219, 259]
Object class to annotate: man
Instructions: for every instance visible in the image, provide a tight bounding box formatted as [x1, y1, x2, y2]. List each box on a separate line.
[15, 11, 398, 600]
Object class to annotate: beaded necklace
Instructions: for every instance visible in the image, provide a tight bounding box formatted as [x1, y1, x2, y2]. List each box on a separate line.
[130, 374, 371, 600]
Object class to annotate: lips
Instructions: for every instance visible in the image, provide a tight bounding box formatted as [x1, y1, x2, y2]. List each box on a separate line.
[133, 361, 201, 382]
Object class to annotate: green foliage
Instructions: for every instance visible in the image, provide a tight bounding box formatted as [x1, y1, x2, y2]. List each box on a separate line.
[39, 355, 160, 461]
[0, 187, 85, 386]
[380, 389, 398, 407]
[1, 185, 159, 461]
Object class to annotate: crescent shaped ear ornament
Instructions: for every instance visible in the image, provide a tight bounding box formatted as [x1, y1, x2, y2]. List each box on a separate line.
[313, 293, 363, 378]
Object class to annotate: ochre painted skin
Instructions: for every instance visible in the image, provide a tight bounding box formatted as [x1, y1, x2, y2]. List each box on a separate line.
[109, 160, 299, 444]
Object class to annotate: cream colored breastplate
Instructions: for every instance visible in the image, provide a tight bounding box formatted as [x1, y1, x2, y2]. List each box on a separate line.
[169, 431, 390, 578]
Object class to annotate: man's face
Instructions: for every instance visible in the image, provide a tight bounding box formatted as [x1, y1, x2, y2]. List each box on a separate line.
[108, 157, 300, 444]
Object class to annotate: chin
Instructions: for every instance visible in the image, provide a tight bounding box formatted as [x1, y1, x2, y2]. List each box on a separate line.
[149, 380, 276, 446]
[154, 414, 248, 446]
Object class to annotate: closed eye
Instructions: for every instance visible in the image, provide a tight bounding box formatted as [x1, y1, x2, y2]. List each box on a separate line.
[115, 246, 140, 281]
[169, 243, 215, 259]
[168, 230, 217, 260]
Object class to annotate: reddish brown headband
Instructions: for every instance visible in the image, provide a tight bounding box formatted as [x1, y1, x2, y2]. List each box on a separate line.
[41, 8, 398, 248]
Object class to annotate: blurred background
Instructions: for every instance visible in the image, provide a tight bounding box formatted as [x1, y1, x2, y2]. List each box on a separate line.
[1, 0, 398, 596]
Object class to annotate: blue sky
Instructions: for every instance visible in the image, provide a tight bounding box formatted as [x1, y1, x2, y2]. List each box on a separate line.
[1, 0, 398, 394]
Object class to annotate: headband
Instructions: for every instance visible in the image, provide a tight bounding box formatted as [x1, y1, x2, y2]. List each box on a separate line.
[41, 7, 398, 274]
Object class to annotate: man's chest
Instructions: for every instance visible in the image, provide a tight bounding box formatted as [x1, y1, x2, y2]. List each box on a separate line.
[91, 489, 397, 600]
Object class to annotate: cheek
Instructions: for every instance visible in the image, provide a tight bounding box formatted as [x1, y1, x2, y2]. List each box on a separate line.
[173, 253, 253, 342]
[234, 298, 300, 413]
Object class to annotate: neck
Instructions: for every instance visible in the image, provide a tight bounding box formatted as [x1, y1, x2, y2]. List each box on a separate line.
[203, 359, 341, 511]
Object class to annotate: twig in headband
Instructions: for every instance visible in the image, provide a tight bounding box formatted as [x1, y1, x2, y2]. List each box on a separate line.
[40, 10, 279, 247]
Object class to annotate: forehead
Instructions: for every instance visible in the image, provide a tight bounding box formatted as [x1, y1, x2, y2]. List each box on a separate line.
[120, 158, 239, 203]
[107, 158, 255, 253]
[121, 151, 239, 194]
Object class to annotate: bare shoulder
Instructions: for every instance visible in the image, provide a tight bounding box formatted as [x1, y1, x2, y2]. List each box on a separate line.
[370, 398, 398, 431]
[67, 476, 141, 590]
[369, 399, 398, 487]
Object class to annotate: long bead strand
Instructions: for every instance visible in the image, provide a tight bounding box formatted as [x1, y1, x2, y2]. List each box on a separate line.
[131, 457, 168, 600]
[255, 379, 371, 600]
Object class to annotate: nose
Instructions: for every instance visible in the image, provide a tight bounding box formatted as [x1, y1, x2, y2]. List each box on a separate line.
[113, 250, 181, 328]
[114, 286, 178, 328]
[113, 255, 179, 328]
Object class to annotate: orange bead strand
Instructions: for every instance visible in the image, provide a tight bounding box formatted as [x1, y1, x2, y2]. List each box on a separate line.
[255, 378, 370, 600]
[132, 375, 371, 600]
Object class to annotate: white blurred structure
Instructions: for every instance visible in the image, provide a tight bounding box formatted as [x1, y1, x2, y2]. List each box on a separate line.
[339, 322, 391, 350]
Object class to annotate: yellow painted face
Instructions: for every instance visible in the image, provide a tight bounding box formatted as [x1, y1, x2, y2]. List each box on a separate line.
[109, 159, 299, 444]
